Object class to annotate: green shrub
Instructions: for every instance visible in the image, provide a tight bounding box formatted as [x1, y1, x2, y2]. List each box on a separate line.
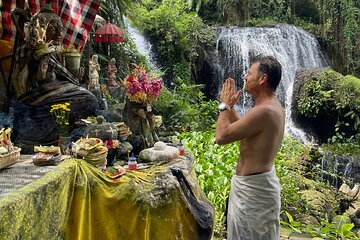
[297, 69, 360, 143]
[128, 0, 215, 79]
[154, 80, 218, 131]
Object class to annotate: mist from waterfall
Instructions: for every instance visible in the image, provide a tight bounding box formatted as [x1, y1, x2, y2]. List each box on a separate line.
[215, 24, 330, 144]
[124, 18, 160, 71]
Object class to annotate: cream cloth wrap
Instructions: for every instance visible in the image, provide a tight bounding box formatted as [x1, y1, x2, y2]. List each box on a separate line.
[227, 167, 280, 240]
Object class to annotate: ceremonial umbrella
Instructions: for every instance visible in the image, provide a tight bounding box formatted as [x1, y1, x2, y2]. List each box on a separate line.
[93, 22, 125, 59]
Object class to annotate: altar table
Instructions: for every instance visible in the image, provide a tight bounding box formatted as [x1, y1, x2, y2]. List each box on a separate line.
[0, 153, 214, 240]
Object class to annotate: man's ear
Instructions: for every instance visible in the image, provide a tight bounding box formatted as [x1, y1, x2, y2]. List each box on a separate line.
[259, 74, 268, 86]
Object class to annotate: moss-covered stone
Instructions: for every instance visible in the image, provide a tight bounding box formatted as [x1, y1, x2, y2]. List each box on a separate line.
[292, 68, 360, 143]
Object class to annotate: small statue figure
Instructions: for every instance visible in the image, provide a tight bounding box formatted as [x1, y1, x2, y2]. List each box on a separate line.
[89, 54, 100, 87]
[107, 58, 118, 86]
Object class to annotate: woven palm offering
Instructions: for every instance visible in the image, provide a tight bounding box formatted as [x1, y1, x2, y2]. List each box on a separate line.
[32, 146, 61, 166]
[0, 128, 21, 169]
[72, 138, 108, 167]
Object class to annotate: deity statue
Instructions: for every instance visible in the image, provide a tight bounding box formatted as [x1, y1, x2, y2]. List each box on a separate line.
[107, 58, 118, 86]
[89, 54, 100, 87]
[10, 4, 98, 152]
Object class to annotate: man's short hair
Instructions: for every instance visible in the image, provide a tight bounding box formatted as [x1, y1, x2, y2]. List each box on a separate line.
[251, 55, 282, 91]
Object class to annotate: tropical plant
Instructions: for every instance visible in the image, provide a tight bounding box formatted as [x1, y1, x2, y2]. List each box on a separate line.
[319, 0, 360, 76]
[154, 79, 218, 131]
[306, 219, 358, 240]
[280, 211, 302, 233]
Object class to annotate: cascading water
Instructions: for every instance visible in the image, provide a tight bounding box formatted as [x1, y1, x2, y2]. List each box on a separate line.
[319, 153, 360, 188]
[124, 18, 160, 71]
[215, 24, 330, 144]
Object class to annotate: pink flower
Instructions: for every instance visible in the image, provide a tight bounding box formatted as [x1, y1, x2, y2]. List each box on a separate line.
[123, 64, 162, 104]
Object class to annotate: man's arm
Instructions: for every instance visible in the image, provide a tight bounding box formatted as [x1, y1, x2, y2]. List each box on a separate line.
[216, 106, 269, 145]
[228, 108, 240, 123]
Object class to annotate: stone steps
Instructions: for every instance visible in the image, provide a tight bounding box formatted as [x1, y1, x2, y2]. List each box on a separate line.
[281, 228, 313, 239]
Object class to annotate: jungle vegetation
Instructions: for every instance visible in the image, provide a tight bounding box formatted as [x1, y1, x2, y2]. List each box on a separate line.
[95, 0, 360, 238]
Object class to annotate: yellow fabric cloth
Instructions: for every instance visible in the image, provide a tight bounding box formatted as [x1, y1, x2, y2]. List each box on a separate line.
[0, 158, 214, 240]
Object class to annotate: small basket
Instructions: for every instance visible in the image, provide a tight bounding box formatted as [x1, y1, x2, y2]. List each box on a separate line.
[0, 147, 21, 170]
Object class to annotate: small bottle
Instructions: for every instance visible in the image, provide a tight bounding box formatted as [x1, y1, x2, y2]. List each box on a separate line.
[177, 140, 185, 156]
[128, 153, 137, 170]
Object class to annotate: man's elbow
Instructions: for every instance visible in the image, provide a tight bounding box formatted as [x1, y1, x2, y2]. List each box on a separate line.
[215, 136, 226, 145]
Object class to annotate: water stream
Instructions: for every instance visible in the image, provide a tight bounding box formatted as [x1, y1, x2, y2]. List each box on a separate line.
[124, 18, 160, 71]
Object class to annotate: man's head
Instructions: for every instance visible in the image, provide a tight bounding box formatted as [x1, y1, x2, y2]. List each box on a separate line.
[250, 55, 282, 92]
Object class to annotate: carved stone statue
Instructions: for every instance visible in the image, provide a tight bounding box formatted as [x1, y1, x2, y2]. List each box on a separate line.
[107, 58, 118, 86]
[89, 54, 100, 87]
[10, 4, 98, 152]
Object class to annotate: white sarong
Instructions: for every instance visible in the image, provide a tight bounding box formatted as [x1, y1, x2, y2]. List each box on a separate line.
[227, 167, 280, 240]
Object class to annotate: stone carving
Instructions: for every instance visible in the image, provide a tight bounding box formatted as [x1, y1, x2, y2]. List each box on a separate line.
[138, 141, 179, 163]
[10, 4, 98, 152]
[107, 58, 118, 86]
[89, 54, 100, 87]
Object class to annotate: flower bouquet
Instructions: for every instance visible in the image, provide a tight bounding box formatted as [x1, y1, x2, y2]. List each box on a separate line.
[50, 102, 71, 137]
[123, 65, 162, 104]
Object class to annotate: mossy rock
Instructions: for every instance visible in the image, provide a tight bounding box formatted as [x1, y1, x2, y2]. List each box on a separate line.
[300, 188, 340, 221]
[292, 68, 360, 142]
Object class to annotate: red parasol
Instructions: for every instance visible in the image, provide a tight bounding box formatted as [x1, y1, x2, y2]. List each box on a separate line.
[93, 22, 125, 59]
[94, 22, 125, 43]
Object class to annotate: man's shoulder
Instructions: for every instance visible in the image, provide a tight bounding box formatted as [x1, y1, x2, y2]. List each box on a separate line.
[244, 102, 284, 126]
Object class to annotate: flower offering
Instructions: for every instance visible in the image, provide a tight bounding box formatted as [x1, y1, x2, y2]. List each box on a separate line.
[50, 102, 71, 136]
[123, 64, 162, 104]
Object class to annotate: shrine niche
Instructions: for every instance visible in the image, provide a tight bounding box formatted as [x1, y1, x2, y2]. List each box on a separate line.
[9, 5, 98, 152]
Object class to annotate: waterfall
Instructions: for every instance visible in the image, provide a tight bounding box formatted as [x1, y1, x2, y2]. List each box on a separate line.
[124, 18, 160, 71]
[215, 24, 330, 144]
[319, 153, 360, 188]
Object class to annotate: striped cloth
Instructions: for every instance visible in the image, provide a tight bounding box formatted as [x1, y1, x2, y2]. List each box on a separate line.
[0, 0, 101, 50]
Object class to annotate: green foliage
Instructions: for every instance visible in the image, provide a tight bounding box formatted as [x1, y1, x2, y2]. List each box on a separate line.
[333, 75, 360, 142]
[298, 79, 334, 118]
[319, 0, 360, 76]
[280, 211, 302, 233]
[128, 0, 215, 79]
[306, 219, 358, 240]
[322, 141, 360, 157]
[154, 80, 218, 131]
[297, 69, 360, 143]
[275, 136, 309, 214]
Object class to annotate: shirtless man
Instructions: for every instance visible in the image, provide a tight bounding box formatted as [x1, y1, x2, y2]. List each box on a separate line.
[215, 55, 285, 239]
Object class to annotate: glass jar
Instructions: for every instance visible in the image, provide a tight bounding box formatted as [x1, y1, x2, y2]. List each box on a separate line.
[128, 153, 137, 170]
